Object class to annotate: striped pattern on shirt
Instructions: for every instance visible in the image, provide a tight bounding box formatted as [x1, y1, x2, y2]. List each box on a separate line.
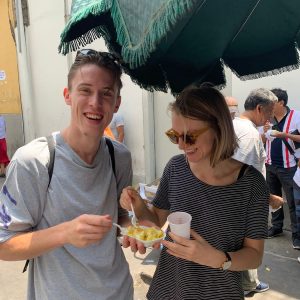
[147, 155, 269, 300]
[266, 109, 300, 168]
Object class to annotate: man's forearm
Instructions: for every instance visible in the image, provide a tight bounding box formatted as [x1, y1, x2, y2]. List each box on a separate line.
[278, 132, 300, 142]
[0, 223, 66, 261]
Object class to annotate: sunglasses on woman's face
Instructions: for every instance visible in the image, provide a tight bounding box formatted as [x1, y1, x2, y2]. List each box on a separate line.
[165, 128, 209, 145]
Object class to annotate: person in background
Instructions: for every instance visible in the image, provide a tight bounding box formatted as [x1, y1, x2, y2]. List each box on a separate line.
[225, 96, 239, 119]
[104, 125, 115, 140]
[0, 115, 10, 177]
[292, 159, 300, 252]
[229, 88, 280, 296]
[109, 111, 125, 143]
[0, 50, 133, 300]
[121, 84, 269, 300]
[263, 88, 300, 250]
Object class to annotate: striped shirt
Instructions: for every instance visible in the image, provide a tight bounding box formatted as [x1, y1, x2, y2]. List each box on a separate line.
[147, 155, 269, 300]
[265, 108, 300, 168]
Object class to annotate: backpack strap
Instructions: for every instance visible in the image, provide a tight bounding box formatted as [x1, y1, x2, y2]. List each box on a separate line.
[46, 135, 56, 186]
[23, 135, 56, 273]
[105, 138, 116, 176]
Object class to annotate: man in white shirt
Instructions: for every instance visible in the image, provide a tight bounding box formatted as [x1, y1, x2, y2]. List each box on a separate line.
[227, 88, 281, 296]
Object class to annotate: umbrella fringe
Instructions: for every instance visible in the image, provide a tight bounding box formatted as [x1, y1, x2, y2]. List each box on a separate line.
[59, 0, 199, 67]
[130, 81, 168, 93]
[59, 0, 112, 55]
[232, 63, 300, 81]
[117, 0, 198, 68]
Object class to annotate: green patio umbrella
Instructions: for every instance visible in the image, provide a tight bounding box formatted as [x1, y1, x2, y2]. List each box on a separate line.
[59, 0, 300, 94]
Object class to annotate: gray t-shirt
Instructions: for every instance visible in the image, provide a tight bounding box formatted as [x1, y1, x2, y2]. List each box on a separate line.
[0, 132, 133, 300]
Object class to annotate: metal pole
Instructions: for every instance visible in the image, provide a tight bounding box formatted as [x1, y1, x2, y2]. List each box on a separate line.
[15, 0, 22, 52]
[64, 0, 73, 70]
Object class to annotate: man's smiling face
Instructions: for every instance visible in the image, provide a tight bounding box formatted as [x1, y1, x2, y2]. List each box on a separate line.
[64, 64, 121, 138]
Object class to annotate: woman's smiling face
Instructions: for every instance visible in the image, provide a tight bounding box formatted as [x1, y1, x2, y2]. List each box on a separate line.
[171, 112, 214, 163]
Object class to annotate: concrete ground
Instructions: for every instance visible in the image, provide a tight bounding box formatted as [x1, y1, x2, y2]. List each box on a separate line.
[0, 173, 299, 299]
[1, 231, 299, 300]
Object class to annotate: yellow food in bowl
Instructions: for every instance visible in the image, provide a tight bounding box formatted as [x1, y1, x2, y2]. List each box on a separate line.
[127, 226, 164, 241]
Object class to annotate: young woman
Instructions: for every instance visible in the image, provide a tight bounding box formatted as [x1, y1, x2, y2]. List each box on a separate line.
[121, 84, 269, 300]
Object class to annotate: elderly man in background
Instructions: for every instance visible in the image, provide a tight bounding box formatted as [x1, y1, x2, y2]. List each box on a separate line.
[225, 96, 239, 119]
[227, 88, 283, 296]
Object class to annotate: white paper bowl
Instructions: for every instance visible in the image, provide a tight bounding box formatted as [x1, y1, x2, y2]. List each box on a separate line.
[124, 226, 166, 248]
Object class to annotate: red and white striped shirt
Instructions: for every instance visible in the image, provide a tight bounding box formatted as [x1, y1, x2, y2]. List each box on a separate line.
[265, 109, 300, 168]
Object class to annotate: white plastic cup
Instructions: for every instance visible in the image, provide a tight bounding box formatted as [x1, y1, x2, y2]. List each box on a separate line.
[167, 212, 192, 239]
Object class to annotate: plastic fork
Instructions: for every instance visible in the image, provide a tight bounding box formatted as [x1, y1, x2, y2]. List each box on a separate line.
[130, 203, 139, 227]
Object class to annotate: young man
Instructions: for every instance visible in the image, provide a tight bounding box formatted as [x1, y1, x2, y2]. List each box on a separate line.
[229, 88, 280, 296]
[0, 50, 133, 299]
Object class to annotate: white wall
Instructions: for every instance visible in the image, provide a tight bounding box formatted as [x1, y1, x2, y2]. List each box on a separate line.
[118, 77, 145, 183]
[26, 0, 70, 136]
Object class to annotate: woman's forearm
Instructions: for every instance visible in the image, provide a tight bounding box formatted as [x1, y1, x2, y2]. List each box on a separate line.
[227, 245, 264, 271]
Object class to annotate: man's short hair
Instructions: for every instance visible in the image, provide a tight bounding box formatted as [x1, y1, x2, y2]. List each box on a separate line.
[271, 88, 288, 106]
[244, 88, 278, 111]
[68, 50, 123, 94]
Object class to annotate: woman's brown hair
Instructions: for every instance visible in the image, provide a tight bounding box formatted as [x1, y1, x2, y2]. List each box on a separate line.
[169, 83, 238, 167]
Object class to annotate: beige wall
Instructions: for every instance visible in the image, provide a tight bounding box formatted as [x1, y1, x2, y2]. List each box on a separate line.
[0, 0, 22, 114]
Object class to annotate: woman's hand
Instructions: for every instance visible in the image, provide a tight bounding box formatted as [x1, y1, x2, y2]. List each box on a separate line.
[120, 187, 143, 211]
[162, 229, 224, 269]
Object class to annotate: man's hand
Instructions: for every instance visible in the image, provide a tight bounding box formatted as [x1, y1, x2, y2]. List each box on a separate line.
[269, 194, 284, 210]
[263, 121, 272, 133]
[64, 214, 112, 248]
